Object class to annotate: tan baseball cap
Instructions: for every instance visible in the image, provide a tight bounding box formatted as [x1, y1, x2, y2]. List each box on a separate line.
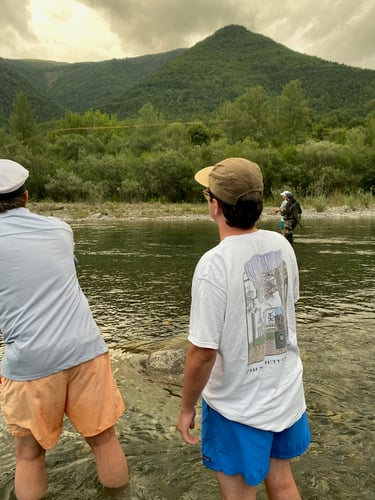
[195, 157, 263, 205]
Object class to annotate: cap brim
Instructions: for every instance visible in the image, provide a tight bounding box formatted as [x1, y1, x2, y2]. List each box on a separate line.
[194, 166, 214, 187]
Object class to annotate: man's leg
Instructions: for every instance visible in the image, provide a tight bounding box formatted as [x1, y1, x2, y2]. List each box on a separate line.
[215, 471, 256, 500]
[14, 435, 47, 500]
[85, 426, 128, 489]
[264, 458, 301, 500]
[284, 230, 294, 245]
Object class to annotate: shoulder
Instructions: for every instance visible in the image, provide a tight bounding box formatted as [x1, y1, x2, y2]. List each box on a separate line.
[29, 211, 73, 232]
[259, 229, 298, 257]
[196, 243, 224, 272]
[25, 211, 74, 239]
[259, 229, 284, 240]
[46, 215, 73, 232]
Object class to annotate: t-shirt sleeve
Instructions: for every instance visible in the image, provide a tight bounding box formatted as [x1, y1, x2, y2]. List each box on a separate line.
[188, 256, 226, 349]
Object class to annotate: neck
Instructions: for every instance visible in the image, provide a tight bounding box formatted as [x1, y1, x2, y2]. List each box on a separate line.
[209, 199, 258, 241]
[218, 222, 258, 241]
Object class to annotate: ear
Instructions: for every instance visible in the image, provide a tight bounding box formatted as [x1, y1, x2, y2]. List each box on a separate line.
[24, 190, 29, 204]
[212, 198, 222, 217]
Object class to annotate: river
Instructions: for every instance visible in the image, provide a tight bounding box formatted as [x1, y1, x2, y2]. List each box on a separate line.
[0, 215, 374, 499]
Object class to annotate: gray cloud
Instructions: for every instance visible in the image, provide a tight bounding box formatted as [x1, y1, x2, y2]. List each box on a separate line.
[0, 0, 38, 55]
[265, 0, 375, 69]
[300, 1, 375, 69]
[1, 0, 374, 69]
[79, 0, 246, 54]
[79, 0, 375, 68]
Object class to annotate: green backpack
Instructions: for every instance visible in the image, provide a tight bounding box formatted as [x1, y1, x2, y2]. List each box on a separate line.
[290, 201, 302, 227]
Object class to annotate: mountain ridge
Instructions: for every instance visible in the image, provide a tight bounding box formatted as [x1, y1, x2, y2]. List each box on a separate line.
[1, 25, 374, 125]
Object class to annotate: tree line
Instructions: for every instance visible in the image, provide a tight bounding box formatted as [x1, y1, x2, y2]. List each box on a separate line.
[1, 80, 374, 204]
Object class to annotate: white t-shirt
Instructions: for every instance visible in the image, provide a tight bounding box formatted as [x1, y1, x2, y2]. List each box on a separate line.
[0, 208, 108, 381]
[188, 229, 306, 432]
[280, 199, 287, 221]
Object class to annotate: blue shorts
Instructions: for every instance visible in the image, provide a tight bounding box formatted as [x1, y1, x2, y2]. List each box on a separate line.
[201, 400, 311, 486]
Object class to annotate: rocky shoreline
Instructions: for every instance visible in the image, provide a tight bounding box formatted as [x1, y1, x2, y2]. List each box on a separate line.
[29, 201, 375, 223]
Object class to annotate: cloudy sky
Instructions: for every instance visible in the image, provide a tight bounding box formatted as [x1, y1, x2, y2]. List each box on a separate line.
[1, 0, 374, 69]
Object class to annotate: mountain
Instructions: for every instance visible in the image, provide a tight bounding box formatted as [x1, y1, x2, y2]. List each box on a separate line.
[0, 59, 64, 125]
[2, 49, 185, 117]
[1, 25, 374, 126]
[102, 25, 375, 119]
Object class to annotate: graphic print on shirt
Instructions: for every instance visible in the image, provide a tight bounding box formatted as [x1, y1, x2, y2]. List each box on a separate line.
[243, 250, 289, 366]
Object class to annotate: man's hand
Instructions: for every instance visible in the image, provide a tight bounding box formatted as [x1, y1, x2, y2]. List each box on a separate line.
[176, 343, 217, 445]
[177, 408, 199, 445]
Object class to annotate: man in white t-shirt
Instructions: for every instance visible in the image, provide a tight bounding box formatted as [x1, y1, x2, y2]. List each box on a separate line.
[177, 158, 310, 499]
[0, 159, 128, 499]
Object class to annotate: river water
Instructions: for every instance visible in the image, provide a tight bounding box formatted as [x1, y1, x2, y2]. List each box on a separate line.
[0, 215, 374, 499]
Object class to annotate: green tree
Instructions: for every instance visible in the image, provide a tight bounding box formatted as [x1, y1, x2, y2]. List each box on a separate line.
[188, 122, 211, 145]
[217, 86, 275, 145]
[128, 103, 166, 155]
[9, 92, 37, 142]
[296, 140, 353, 195]
[44, 169, 101, 202]
[138, 149, 196, 202]
[277, 80, 311, 145]
[364, 117, 375, 146]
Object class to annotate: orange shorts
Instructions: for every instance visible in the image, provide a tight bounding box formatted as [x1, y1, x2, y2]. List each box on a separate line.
[0, 353, 125, 449]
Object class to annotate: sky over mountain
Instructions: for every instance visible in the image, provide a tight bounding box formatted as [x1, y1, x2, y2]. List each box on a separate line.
[1, 0, 374, 69]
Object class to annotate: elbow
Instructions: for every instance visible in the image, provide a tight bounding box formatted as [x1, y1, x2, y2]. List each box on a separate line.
[188, 343, 217, 365]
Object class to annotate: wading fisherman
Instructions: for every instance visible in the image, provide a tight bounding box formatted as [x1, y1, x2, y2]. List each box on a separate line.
[280, 191, 302, 246]
[0, 159, 128, 500]
[177, 158, 310, 500]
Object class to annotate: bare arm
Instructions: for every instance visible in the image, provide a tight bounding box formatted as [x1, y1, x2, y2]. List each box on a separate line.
[177, 343, 217, 445]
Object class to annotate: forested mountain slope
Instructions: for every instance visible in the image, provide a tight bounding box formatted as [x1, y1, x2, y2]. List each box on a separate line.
[1, 25, 374, 125]
[2, 49, 186, 116]
[102, 25, 375, 119]
[0, 59, 64, 124]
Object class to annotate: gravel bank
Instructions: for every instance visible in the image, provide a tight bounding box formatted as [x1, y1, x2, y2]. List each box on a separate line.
[28, 201, 375, 223]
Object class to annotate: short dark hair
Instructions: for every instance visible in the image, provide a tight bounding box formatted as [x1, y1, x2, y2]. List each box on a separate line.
[0, 193, 26, 213]
[213, 191, 263, 229]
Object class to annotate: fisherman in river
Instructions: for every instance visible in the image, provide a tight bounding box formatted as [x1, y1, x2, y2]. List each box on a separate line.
[177, 158, 310, 500]
[0, 159, 128, 500]
[274, 191, 302, 246]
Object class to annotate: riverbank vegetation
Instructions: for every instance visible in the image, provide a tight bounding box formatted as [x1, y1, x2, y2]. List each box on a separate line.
[1, 26, 374, 208]
[1, 82, 374, 208]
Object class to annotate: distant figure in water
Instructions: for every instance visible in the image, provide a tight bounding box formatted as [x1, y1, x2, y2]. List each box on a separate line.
[274, 191, 302, 246]
[0, 159, 128, 499]
[273, 191, 289, 235]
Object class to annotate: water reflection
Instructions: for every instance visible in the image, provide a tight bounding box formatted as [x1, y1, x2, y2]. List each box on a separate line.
[0, 215, 374, 499]
[75, 220, 217, 352]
